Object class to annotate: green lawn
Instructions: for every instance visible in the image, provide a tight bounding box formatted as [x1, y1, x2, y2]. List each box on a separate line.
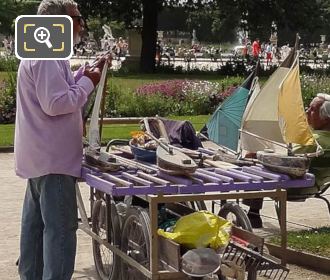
[0, 123, 14, 146]
[270, 227, 330, 258]
[0, 115, 210, 147]
[0, 71, 242, 89]
[0, 71, 9, 82]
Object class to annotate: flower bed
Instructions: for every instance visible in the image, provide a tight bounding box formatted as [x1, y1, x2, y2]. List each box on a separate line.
[135, 79, 232, 102]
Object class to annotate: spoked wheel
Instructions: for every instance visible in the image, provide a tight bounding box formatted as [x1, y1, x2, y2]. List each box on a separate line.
[121, 206, 151, 280]
[218, 202, 252, 232]
[92, 199, 121, 280]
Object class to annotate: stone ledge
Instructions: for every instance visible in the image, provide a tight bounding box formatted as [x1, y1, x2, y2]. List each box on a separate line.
[0, 146, 14, 153]
[266, 243, 330, 274]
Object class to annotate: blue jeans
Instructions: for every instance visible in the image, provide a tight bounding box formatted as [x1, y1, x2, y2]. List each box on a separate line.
[19, 174, 78, 280]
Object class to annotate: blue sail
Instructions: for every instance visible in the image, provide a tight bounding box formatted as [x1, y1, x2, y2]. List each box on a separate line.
[206, 68, 258, 151]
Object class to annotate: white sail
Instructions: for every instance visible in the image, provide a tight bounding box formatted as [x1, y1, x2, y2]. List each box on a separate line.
[88, 62, 108, 150]
[240, 65, 291, 154]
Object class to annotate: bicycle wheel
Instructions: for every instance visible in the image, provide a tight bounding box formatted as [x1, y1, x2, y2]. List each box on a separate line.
[218, 202, 252, 232]
[120, 206, 151, 280]
[92, 199, 121, 280]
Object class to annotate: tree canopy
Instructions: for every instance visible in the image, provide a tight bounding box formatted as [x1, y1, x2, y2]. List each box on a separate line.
[75, 0, 330, 72]
[0, 0, 38, 34]
[1, 0, 330, 72]
[76, 0, 212, 73]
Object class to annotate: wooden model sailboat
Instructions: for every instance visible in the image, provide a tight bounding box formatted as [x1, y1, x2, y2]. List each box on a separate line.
[143, 117, 243, 171]
[239, 34, 322, 177]
[156, 144, 198, 175]
[84, 61, 121, 172]
[143, 127, 198, 175]
[196, 63, 261, 167]
[85, 149, 121, 171]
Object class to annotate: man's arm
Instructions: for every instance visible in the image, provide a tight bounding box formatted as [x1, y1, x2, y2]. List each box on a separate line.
[32, 60, 94, 116]
[73, 65, 84, 82]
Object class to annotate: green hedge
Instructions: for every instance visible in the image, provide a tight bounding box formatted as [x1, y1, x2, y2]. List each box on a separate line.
[104, 77, 242, 117]
[2, 70, 330, 124]
[0, 57, 19, 72]
[0, 71, 17, 123]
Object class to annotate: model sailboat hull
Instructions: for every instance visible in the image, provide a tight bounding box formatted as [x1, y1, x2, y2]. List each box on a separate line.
[257, 151, 310, 178]
[85, 148, 121, 172]
[156, 145, 197, 175]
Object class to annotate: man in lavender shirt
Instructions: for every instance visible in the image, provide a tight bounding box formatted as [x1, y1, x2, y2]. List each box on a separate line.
[14, 1, 107, 279]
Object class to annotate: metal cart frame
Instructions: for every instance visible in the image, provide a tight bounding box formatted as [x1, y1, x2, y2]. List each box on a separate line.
[77, 183, 287, 279]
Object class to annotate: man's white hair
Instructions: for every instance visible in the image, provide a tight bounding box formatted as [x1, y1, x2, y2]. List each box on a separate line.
[315, 94, 330, 120]
[37, 0, 77, 15]
[319, 100, 330, 120]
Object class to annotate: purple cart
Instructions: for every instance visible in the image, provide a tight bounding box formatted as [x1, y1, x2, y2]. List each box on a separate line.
[77, 163, 315, 280]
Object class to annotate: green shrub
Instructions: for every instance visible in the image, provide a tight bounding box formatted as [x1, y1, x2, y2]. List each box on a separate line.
[301, 74, 330, 106]
[0, 71, 17, 123]
[104, 78, 243, 117]
[105, 83, 176, 117]
[1, 69, 329, 124]
[0, 57, 19, 71]
[103, 73, 330, 118]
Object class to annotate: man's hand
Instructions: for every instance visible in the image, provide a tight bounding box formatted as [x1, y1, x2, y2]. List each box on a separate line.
[83, 54, 112, 87]
[90, 54, 113, 72]
[83, 66, 101, 87]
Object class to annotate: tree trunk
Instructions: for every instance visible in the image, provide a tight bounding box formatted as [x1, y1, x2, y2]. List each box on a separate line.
[140, 0, 158, 73]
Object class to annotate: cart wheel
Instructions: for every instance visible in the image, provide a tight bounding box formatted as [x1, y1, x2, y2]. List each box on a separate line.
[92, 199, 121, 280]
[218, 202, 252, 232]
[120, 206, 151, 280]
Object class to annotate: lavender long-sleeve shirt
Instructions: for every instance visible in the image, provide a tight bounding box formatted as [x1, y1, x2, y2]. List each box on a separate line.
[14, 60, 94, 179]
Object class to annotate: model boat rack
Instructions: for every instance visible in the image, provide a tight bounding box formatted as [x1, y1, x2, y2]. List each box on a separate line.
[82, 163, 315, 196]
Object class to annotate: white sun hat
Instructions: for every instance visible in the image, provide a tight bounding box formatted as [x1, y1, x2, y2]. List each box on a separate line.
[317, 93, 330, 101]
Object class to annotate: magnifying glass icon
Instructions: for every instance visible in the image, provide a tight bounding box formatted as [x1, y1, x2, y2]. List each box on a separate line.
[34, 27, 53, 48]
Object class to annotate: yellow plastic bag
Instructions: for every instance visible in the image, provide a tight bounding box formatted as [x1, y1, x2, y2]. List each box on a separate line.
[158, 210, 231, 249]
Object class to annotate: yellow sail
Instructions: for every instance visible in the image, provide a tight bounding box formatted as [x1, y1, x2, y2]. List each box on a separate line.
[278, 63, 315, 146]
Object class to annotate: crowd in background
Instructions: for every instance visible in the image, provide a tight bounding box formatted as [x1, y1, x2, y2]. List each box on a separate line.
[2, 32, 330, 68]
[154, 38, 330, 67]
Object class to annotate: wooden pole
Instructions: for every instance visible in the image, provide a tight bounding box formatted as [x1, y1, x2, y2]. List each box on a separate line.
[99, 70, 108, 140]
